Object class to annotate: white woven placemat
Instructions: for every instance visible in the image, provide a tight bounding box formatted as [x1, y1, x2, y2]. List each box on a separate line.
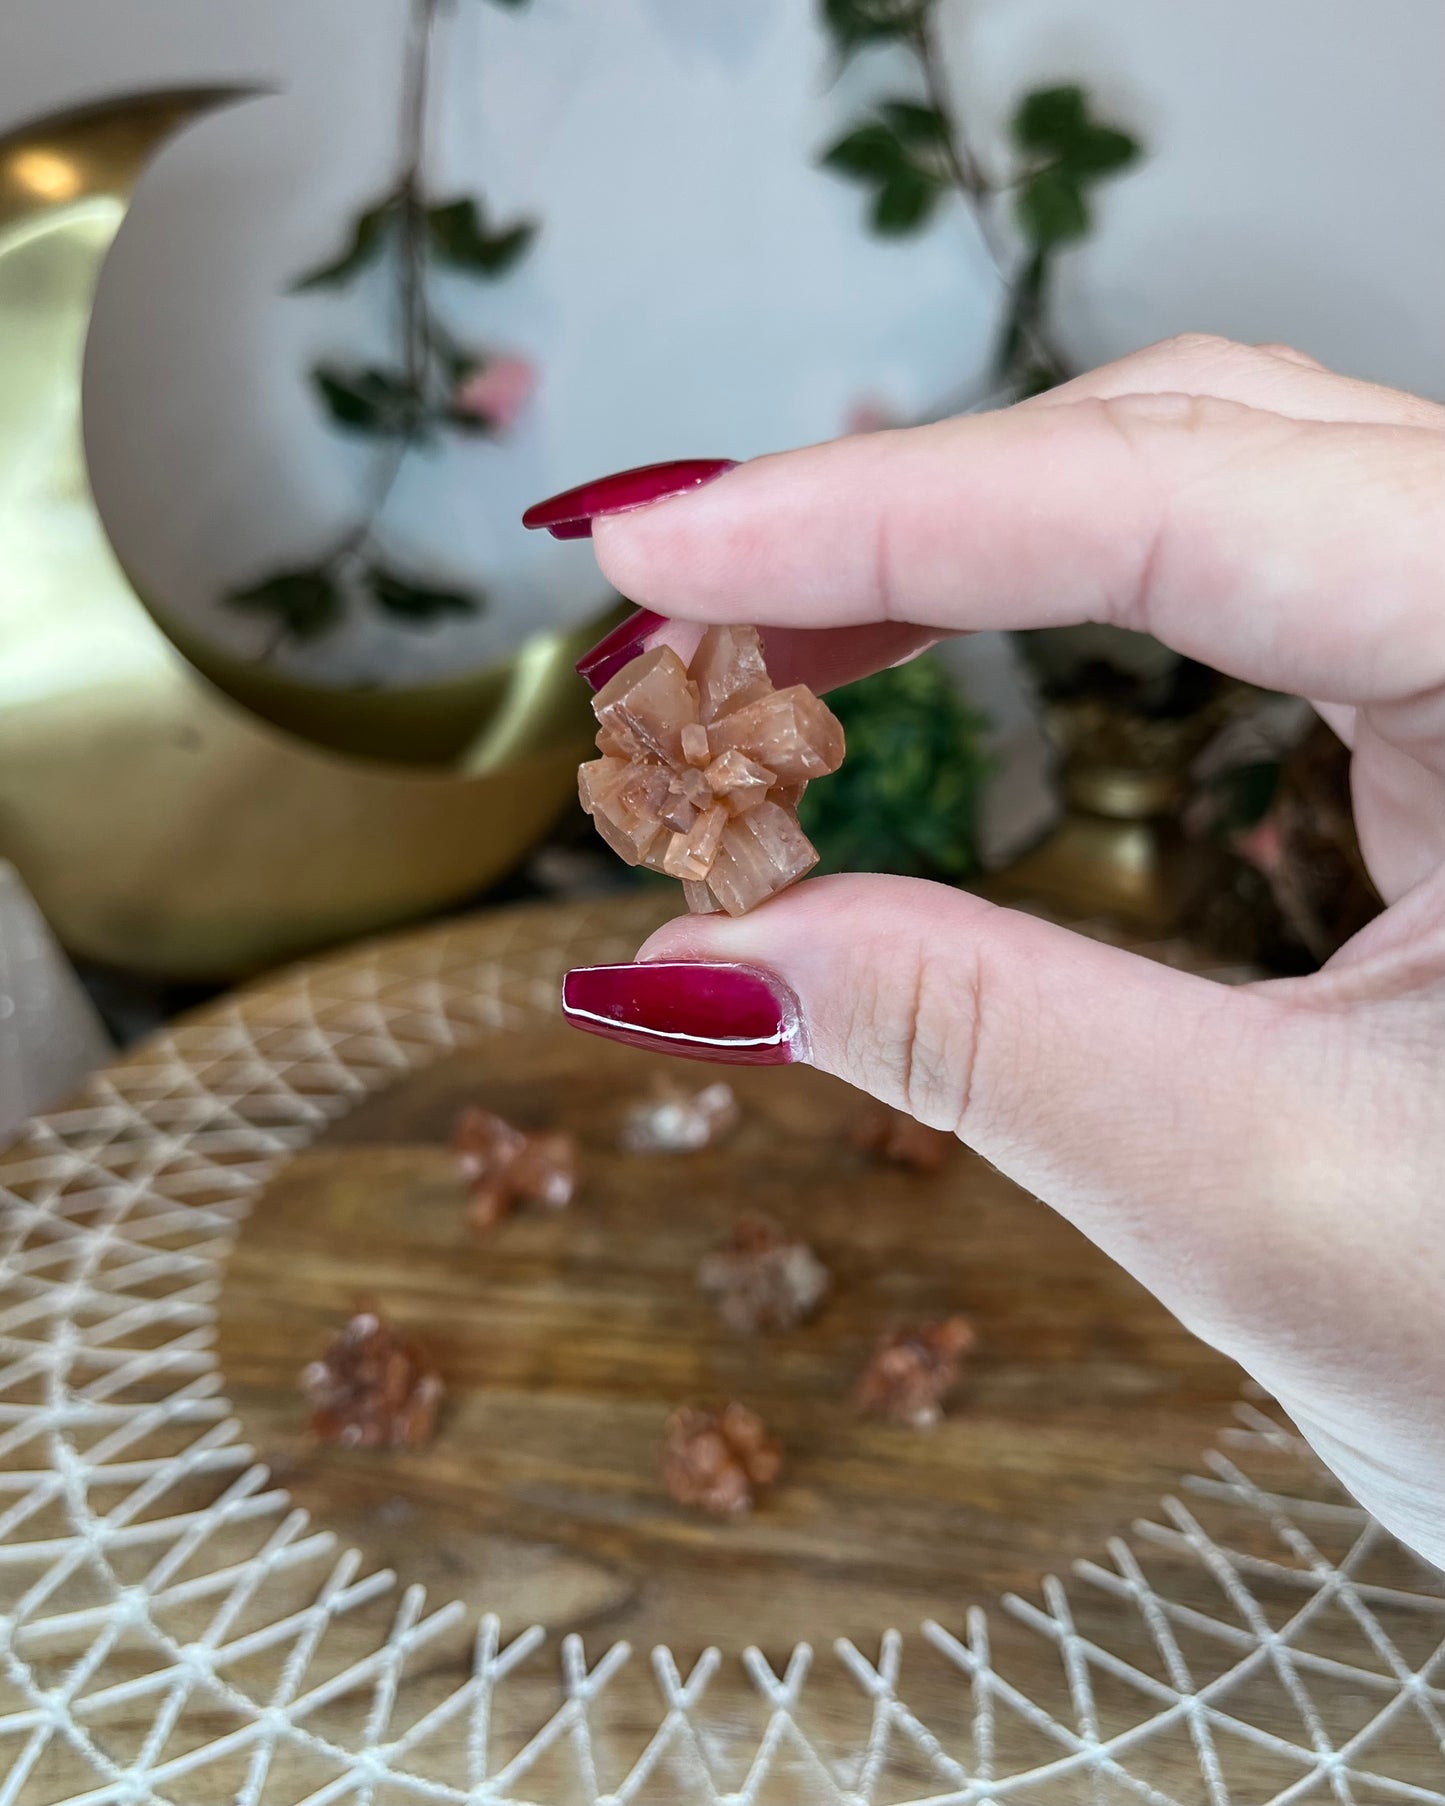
[2, 898, 1441, 1804]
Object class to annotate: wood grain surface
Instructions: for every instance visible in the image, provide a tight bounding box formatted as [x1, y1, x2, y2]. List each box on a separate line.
[216, 1024, 1250, 1658]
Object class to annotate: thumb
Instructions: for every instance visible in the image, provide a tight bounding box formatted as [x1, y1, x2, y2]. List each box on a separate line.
[563, 876, 1362, 1357]
[567, 874, 1445, 1567]
[564, 872, 1445, 1562]
[559, 874, 1430, 1423]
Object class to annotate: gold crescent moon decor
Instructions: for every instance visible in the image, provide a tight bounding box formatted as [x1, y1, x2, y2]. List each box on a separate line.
[0, 90, 597, 979]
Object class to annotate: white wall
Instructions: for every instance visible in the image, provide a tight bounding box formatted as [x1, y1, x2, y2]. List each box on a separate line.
[3, 0, 1441, 686]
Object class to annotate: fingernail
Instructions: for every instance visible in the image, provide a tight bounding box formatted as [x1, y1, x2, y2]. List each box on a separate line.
[575, 607, 667, 691]
[560, 962, 802, 1065]
[522, 457, 737, 539]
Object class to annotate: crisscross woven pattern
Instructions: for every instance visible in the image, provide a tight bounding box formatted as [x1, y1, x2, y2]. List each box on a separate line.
[2, 899, 1441, 1804]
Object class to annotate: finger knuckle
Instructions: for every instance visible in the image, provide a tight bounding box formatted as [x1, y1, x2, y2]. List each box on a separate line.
[1087, 387, 1255, 638]
[1095, 388, 1250, 440]
[1144, 330, 1311, 388]
[841, 937, 982, 1132]
[1255, 339, 1324, 369]
[1156, 329, 1240, 363]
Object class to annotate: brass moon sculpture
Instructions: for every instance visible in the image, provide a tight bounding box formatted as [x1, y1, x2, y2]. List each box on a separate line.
[0, 90, 597, 978]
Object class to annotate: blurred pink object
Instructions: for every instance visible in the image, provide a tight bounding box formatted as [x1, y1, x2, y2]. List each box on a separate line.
[453, 354, 537, 430]
[844, 394, 900, 435]
[1235, 815, 1285, 875]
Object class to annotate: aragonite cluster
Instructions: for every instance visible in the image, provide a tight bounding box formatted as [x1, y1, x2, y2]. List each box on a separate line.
[452, 1105, 577, 1232]
[659, 1401, 782, 1516]
[697, 1213, 830, 1335]
[852, 1102, 956, 1172]
[620, 1078, 739, 1153]
[578, 626, 845, 915]
[300, 1311, 444, 1449]
[855, 1316, 977, 1429]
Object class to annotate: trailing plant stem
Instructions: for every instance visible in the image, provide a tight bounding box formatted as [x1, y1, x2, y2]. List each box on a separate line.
[261, 0, 444, 654]
[398, 0, 439, 407]
[908, 10, 1069, 386]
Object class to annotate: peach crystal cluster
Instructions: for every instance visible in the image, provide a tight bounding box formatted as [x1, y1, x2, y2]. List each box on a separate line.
[300, 1312, 443, 1449]
[659, 1401, 783, 1516]
[452, 1106, 577, 1232]
[620, 1078, 739, 1153]
[855, 1317, 977, 1429]
[852, 1102, 956, 1172]
[578, 625, 845, 915]
[697, 1214, 830, 1335]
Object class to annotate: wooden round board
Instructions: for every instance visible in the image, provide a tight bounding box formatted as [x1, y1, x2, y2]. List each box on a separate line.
[217, 996, 1245, 1649]
[2, 894, 1441, 1805]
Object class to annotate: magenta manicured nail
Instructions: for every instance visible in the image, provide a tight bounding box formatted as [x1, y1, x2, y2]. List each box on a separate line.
[522, 458, 737, 539]
[575, 607, 667, 690]
[560, 962, 802, 1065]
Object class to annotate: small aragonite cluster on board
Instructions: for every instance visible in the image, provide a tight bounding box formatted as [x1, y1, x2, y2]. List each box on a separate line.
[301, 1311, 444, 1449]
[697, 1213, 830, 1335]
[852, 1102, 956, 1171]
[855, 1317, 977, 1429]
[578, 625, 845, 914]
[660, 1401, 783, 1515]
[452, 1105, 577, 1232]
[299, 1083, 977, 1507]
[620, 1077, 740, 1153]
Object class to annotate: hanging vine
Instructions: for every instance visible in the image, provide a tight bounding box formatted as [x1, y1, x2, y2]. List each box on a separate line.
[228, 0, 537, 648]
[800, 1, 1146, 883]
[818, 0, 1141, 398]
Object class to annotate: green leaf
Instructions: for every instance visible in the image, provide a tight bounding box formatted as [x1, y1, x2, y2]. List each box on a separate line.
[291, 198, 398, 292]
[1216, 759, 1282, 833]
[312, 365, 419, 436]
[820, 121, 905, 181]
[879, 99, 950, 145]
[442, 347, 481, 385]
[1015, 165, 1089, 247]
[1016, 244, 1048, 311]
[1063, 122, 1141, 177]
[822, 113, 946, 235]
[446, 406, 497, 437]
[426, 198, 537, 276]
[871, 166, 942, 234]
[1013, 362, 1062, 399]
[367, 565, 482, 623]
[226, 568, 344, 641]
[1011, 84, 1089, 154]
[797, 652, 988, 881]
[1013, 85, 1141, 184]
[821, 0, 925, 56]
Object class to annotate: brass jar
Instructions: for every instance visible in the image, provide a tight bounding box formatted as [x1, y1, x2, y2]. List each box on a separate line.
[988, 691, 1242, 932]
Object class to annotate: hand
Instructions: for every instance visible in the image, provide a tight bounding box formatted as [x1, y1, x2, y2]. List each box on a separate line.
[559, 335, 1445, 1565]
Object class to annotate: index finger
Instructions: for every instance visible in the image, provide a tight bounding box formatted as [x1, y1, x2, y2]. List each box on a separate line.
[591, 391, 1443, 711]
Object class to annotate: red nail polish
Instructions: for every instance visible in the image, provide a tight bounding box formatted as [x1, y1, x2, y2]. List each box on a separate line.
[575, 608, 667, 691]
[523, 458, 736, 539]
[561, 962, 801, 1065]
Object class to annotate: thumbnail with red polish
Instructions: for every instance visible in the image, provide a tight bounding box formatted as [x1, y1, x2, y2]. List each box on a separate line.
[575, 607, 666, 690]
[560, 963, 801, 1065]
[522, 457, 736, 539]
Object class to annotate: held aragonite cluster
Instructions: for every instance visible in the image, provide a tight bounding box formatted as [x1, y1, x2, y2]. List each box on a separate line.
[578, 626, 845, 915]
